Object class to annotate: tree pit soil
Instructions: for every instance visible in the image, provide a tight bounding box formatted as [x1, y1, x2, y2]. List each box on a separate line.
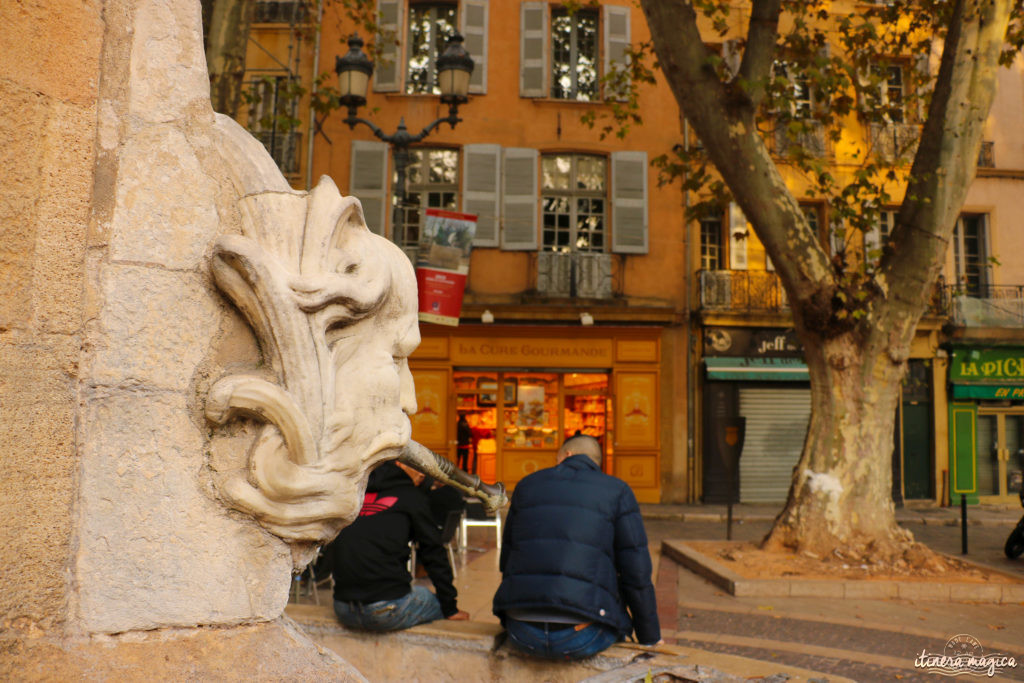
[687, 541, 1023, 584]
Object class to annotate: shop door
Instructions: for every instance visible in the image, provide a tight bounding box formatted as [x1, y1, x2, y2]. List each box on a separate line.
[976, 409, 1024, 501]
[901, 403, 933, 499]
[738, 387, 811, 503]
[900, 359, 933, 500]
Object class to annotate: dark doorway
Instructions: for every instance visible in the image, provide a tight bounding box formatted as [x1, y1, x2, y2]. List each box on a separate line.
[901, 360, 934, 500]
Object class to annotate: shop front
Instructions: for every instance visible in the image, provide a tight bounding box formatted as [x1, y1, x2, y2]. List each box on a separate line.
[408, 326, 663, 502]
[701, 328, 810, 504]
[948, 346, 1024, 504]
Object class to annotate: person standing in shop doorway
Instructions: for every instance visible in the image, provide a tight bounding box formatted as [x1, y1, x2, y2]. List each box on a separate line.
[456, 413, 474, 473]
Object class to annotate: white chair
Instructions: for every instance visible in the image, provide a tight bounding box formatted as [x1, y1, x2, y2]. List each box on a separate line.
[409, 509, 464, 578]
[459, 499, 502, 553]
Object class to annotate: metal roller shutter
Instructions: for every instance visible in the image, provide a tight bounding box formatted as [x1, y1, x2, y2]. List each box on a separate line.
[738, 387, 811, 503]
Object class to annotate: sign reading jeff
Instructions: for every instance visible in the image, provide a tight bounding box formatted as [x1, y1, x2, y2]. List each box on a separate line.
[415, 209, 477, 326]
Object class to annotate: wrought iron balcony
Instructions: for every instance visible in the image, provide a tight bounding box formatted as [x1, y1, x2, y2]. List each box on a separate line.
[700, 269, 950, 317]
[699, 270, 788, 312]
[536, 251, 614, 299]
[946, 285, 1024, 328]
[254, 130, 301, 176]
[254, 0, 309, 24]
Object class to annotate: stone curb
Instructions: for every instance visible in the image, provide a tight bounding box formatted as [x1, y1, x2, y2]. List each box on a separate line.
[642, 510, 1019, 527]
[662, 540, 1024, 605]
[285, 604, 851, 682]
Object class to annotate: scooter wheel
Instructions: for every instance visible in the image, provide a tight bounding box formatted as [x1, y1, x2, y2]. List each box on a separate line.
[1006, 524, 1024, 559]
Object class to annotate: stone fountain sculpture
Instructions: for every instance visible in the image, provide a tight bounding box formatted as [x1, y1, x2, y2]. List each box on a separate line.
[2, 1, 502, 677]
[205, 165, 504, 566]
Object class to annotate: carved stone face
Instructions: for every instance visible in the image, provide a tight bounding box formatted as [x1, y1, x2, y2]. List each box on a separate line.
[205, 178, 426, 555]
[329, 238, 421, 474]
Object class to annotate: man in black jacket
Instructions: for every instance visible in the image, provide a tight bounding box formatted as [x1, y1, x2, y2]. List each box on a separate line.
[323, 461, 469, 631]
[493, 435, 660, 659]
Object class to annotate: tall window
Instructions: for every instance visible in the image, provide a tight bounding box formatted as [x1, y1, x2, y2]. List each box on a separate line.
[247, 76, 300, 175]
[953, 213, 989, 296]
[872, 63, 906, 123]
[395, 148, 459, 253]
[878, 209, 895, 241]
[541, 154, 606, 252]
[801, 203, 821, 235]
[699, 214, 723, 270]
[550, 8, 599, 101]
[772, 60, 812, 117]
[406, 3, 458, 94]
[883, 65, 905, 123]
[864, 208, 896, 266]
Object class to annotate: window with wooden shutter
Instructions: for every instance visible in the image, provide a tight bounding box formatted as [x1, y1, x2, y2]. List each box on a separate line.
[603, 5, 630, 100]
[350, 140, 390, 236]
[520, 2, 547, 97]
[460, 0, 488, 94]
[700, 213, 724, 271]
[551, 7, 599, 100]
[405, 3, 458, 94]
[397, 148, 459, 256]
[541, 154, 606, 253]
[863, 208, 895, 268]
[462, 144, 500, 247]
[501, 148, 539, 250]
[610, 151, 647, 254]
[375, 0, 403, 92]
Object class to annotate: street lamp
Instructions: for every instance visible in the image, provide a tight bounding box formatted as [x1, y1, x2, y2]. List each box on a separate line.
[335, 33, 474, 250]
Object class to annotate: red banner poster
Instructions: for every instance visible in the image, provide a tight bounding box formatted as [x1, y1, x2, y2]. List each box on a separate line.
[415, 209, 477, 326]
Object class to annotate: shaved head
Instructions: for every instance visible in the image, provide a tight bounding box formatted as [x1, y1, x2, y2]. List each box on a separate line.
[557, 435, 603, 467]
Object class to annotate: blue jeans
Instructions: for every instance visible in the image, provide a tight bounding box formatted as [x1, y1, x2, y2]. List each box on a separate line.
[505, 618, 619, 660]
[333, 586, 443, 632]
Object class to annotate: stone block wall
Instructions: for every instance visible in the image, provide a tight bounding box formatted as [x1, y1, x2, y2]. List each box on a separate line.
[1, 1, 360, 678]
[0, 0, 105, 636]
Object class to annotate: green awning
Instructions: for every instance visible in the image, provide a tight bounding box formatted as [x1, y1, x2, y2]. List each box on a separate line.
[952, 384, 1024, 400]
[705, 357, 808, 381]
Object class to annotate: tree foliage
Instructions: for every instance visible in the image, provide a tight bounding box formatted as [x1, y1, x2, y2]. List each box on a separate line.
[202, 0, 383, 136]
[612, 0, 1021, 559]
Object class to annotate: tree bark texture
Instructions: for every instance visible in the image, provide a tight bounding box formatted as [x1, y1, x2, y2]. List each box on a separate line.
[641, 0, 1012, 559]
[206, 0, 256, 117]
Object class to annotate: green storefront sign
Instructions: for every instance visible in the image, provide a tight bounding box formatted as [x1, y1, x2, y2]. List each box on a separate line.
[950, 347, 1024, 399]
[948, 347, 1024, 502]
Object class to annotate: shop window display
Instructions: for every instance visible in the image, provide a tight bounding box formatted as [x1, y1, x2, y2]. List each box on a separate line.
[453, 370, 611, 485]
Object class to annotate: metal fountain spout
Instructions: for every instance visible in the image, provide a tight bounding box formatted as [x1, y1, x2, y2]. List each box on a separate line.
[398, 440, 507, 512]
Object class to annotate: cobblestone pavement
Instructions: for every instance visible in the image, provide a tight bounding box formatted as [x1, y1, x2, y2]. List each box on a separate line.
[647, 513, 1024, 681]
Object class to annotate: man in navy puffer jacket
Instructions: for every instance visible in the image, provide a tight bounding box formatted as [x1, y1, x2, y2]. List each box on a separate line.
[492, 435, 660, 659]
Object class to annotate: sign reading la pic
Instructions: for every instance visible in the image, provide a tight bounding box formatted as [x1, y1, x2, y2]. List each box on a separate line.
[453, 338, 614, 367]
[951, 348, 1024, 382]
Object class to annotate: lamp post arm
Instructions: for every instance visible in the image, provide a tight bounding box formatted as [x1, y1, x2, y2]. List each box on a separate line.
[342, 115, 390, 141]
[409, 106, 463, 142]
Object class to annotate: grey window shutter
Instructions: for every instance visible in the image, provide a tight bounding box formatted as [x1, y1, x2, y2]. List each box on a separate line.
[603, 5, 631, 100]
[462, 143, 501, 247]
[728, 202, 748, 270]
[610, 151, 648, 254]
[501, 148, 538, 250]
[520, 2, 547, 98]
[375, 0, 402, 92]
[350, 140, 390, 236]
[460, 0, 488, 94]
